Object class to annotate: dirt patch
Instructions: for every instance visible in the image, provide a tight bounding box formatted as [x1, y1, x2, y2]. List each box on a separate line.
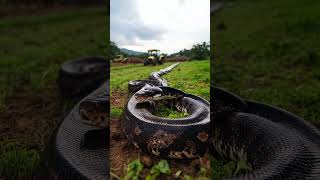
[0, 84, 64, 151]
[111, 91, 128, 108]
[110, 119, 137, 175]
[166, 57, 190, 62]
[110, 119, 210, 179]
[129, 57, 144, 63]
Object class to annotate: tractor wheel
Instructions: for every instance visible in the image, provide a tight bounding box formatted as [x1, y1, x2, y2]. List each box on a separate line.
[144, 60, 148, 66]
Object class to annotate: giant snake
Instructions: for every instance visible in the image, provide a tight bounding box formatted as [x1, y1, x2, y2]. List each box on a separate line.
[51, 57, 109, 180]
[121, 63, 320, 179]
[55, 58, 320, 179]
[123, 63, 210, 159]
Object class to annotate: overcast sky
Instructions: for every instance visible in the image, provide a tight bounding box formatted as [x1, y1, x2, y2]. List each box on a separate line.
[110, 0, 210, 54]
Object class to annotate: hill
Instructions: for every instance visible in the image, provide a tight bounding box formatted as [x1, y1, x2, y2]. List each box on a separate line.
[120, 48, 144, 56]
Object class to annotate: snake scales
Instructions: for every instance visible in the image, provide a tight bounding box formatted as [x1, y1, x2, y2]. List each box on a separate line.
[120, 63, 320, 179]
[52, 57, 109, 180]
[123, 63, 210, 159]
[60, 59, 320, 179]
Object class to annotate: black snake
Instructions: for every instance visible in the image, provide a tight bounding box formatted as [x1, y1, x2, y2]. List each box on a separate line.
[57, 59, 320, 179]
[123, 63, 210, 159]
[212, 87, 320, 179]
[121, 63, 320, 179]
[52, 57, 109, 180]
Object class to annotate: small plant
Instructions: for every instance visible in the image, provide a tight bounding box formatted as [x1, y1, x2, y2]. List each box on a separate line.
[0, 144, 40, 178]
[152, 102, 189, 119]
[234, 160, 250, 175]
[121, 159, 144, 180]
[182, 165, 209, 180]
[111, 108, 124, 119]
[184, 175, 193, 180]
[211, 155, 251, 179]
[146, 160, 171, 180]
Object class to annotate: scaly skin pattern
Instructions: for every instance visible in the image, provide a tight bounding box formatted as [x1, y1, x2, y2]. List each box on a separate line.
[78, 62, 320, 178]
[79, 88, 110, 128]
[123, 63, 210, 159]
[124, 89, 210, 159]
[127, 76, 320, 177]
[211, 86, 320, 179]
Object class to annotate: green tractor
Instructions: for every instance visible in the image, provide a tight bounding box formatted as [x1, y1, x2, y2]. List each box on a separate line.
[144, 49, 165, 66]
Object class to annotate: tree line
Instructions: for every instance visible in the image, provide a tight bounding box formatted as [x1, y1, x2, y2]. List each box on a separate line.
[171, 42, 210, 60]
[110, 41, 210, 60]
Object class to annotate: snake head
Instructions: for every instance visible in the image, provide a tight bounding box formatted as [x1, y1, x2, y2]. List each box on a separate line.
[134, 84, 163, 103]
[134, 85, 185, 103]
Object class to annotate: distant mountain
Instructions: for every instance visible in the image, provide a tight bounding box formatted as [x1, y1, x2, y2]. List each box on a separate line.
[120, 48, 145, 56]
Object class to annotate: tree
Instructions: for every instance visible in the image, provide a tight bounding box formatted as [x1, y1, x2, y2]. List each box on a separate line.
[110, 41, 120, 60]
[190, 42, 210, 60]
[170, 41, 210, 60]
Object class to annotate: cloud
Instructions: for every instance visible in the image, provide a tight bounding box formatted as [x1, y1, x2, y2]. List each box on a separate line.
[178, 0, 186, 5]
[110, 0, 166, 46]
[111, 0, 209, 54]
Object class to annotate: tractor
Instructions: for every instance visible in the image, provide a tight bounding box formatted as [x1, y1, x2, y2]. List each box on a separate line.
[113, 55, 128, 63]
[144, 49, 165, 66]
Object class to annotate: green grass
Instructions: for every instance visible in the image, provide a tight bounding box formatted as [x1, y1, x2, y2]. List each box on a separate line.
[213, 0, 320, 126]
[212, 0, 320, 178]
[110, 60, 210, 119]
[0, 143, 40, 178]
[111, 107, 124, 119]
[0, 7, 108, 108]
[115, 159, 209, 180]
[210, 157, 250, 179]
[111, 61, 210, 98]
[152, 102, 189, 119]
[0, 7, 108, 178]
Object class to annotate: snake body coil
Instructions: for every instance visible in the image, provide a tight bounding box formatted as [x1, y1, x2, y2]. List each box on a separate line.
[212, 87, 320, 179]
[123, 63, 210, 159]
[55, 58, 320, 179]
[123, 63, 320, 179]
[51, 57, 109, 180]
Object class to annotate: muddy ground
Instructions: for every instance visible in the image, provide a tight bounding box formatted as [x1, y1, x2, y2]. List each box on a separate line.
[0, 84, 64, 152]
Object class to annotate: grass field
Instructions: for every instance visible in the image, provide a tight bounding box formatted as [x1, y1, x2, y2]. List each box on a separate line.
[0, 7, 107, 178]
[111, 61, 210, 119]
[212, 0, 320, 178]
[213, 0, 320, 126]
[0, 7, 108, 108]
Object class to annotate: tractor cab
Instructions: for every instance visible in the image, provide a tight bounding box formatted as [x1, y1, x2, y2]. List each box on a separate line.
[148, 49, 160, 57]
